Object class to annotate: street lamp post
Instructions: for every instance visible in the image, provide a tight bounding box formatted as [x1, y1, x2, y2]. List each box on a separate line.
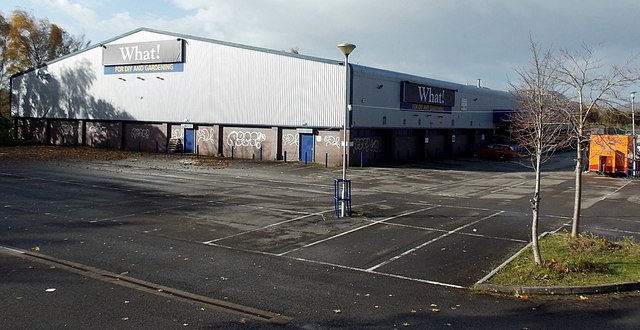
[632, 92, 637, 178]
[337, 42, 356, 217]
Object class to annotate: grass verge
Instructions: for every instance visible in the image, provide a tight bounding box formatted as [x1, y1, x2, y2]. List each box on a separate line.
[487, 233, 640, 287]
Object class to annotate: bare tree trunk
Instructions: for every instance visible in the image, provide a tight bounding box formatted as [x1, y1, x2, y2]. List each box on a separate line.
[531, 154, 543, 265]
[571, 142, 583, 237]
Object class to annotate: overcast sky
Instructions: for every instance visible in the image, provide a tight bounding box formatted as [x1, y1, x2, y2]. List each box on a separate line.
[3, 0, 640, 91]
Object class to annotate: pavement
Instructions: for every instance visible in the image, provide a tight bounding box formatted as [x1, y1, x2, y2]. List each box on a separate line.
[1, 149, 639, 329]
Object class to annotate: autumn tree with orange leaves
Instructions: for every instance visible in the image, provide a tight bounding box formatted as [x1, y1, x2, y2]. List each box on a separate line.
[0, 9, 89, 118]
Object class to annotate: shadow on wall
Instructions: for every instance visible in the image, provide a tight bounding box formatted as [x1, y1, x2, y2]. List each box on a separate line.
[85, 121, 122, 149]
[15, 60, 169, 152]
[124, 122, 169, 153]
[16, 59, 134, 120]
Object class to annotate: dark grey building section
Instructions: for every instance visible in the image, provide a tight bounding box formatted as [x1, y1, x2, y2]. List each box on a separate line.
[11, 28, 515, 166]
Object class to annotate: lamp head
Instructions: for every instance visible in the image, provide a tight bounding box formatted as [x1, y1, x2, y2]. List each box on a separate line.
[631, 91, 637, 100]
[337, 43, 356, 56]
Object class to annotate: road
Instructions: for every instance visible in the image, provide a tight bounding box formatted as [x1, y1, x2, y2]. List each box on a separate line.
[1, 150, 639, 329]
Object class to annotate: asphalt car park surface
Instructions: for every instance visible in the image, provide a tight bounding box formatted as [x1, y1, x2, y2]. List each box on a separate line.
[1, 149, 639, 328]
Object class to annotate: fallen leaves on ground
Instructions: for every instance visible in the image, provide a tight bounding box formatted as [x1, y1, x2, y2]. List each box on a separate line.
[0, 146, 133, 162]
[0, 146, 229, 168]
[515, 293, 532, 300]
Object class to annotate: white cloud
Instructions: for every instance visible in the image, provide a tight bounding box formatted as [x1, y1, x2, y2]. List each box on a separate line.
[7, 0, 640, 91]
[35, 0, 99, 27]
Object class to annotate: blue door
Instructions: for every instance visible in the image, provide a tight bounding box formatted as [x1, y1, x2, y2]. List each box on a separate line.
[184, 128, 195, 153]
[299, 134, 314, 162]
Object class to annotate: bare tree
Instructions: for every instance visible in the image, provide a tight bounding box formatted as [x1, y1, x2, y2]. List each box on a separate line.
[554, 45, 640, 237]
[510, 39, 570, 264]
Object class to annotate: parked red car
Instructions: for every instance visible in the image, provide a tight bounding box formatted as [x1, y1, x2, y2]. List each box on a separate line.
[473, 144, 516, 160]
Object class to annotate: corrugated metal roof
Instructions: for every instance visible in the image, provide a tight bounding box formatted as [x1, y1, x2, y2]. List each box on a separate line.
[15, 27, 510, 99]
[351, 64, 511, 98]
[13, 27, 342, 76]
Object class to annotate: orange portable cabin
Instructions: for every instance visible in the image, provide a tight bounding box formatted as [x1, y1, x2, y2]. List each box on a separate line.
[588, 135, 635, 175]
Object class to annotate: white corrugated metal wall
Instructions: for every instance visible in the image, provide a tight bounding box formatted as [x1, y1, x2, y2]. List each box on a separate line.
[12, 30, 346, 128]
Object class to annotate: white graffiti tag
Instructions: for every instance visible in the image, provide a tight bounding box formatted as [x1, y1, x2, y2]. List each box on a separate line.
[353, 137, 380, 153]
[171, 128, 184, 139]
[60, 124, 74, 135]
[323, 136, 341, 148]
[88, 125, 107, 138]
[131, 128, 150, 140]
[226, 131, 266, 148]
[282, 133, 299, 146]
[197, 128, 216, 142]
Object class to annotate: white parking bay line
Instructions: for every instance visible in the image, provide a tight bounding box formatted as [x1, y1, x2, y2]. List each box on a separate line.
[285, 255, 467, 290]
[490, 181, 529, 193]
[202, 210, 334, 244]
[204, 242, 467, 289]
[202, 200, 387, 245]
[599, 180, 632, 202]
[366, 211, 504, 272]
[277, 206, 437, 257]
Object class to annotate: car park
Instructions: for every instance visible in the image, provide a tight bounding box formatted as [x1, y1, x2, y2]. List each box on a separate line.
[472, 143, 517, 160]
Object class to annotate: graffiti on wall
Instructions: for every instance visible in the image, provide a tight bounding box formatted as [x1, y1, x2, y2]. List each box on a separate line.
[171, 128, 184, 139]
[32, 127, 44, 141]
[323, 136, 340, 148]
[131, 128, 150, 140]
[226, 131, 266, 148]
[353, 137, 380, 153]
[88, 125, 107, 139]
[197, 128, 216, 142]
[283, 133, 299, 146]
[60, 124, 74, 136]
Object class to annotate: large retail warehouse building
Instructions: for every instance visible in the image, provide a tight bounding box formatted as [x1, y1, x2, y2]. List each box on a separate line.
[11, 28, 515, 166]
